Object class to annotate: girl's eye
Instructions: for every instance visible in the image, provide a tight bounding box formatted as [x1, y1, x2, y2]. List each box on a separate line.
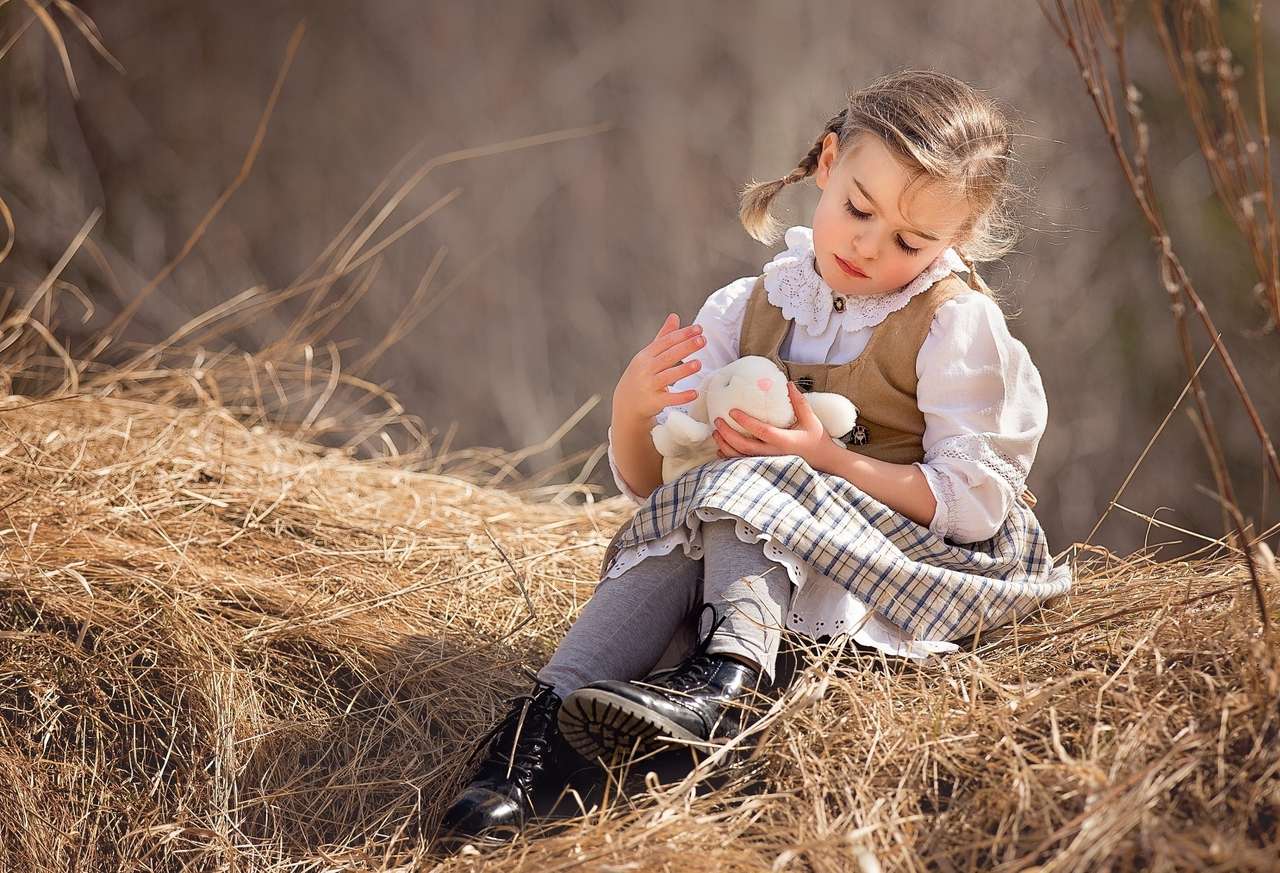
[845, 200, 922, 257]
[844, 200, 871, 220]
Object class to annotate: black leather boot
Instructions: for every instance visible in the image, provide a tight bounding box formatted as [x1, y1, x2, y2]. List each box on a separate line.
[437, 670, 578, 848]
[557, 604, 768, 763]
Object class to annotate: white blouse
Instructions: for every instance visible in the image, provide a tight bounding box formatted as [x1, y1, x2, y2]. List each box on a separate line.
[605, 226, 1049, 659]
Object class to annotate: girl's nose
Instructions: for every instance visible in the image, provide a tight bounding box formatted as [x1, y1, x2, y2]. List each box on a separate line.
[851, 231, 878, 261]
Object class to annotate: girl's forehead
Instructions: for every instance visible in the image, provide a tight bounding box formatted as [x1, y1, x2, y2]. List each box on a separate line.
[843, 137, 913, 187]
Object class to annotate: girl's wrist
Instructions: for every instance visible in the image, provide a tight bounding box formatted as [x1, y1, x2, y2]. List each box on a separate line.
[808, 438, 848, 476]
[808, 437, 860, 478]
[610, 400, 654, 433]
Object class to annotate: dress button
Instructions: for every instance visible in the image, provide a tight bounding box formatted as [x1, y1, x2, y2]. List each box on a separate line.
[794, 376, 815, 392]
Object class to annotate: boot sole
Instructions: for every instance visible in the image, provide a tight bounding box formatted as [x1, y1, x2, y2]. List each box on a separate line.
[557, 687, 703, 764]
[434, 827, 520, 853]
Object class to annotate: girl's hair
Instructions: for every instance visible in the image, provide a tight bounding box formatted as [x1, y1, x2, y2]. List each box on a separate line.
[739, 69, 1021, 282]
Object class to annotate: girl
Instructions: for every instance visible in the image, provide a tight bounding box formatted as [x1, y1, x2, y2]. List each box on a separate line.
[438, 69, 1072, 848]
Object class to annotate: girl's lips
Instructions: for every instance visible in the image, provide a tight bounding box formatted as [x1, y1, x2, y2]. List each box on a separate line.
[834, 254, 867, 278]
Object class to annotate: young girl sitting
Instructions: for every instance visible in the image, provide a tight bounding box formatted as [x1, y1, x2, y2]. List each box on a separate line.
[438, 68, 1072, 847]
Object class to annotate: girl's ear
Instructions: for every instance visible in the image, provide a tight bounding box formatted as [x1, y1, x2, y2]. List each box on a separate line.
[814, 132, 839, 189]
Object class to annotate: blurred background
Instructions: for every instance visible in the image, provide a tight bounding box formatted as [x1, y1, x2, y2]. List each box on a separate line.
[1, 1, 1277, 558]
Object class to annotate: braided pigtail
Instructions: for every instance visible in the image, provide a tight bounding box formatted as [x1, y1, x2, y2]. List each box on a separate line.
[738, 109, 848, 245]
[959, 251, 980, 291]
[957, 250, 999, 301]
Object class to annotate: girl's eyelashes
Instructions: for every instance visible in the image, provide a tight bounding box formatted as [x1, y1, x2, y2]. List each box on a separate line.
[844, 200, 922, 256]
[844, 200, 872, 220]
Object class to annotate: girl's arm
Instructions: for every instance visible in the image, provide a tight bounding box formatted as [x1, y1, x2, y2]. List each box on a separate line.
[713, 386, 938, 525]
[608, 276, 757, 501]
[912, 294, 1047, 542]
[809, 447, 938, 527]
[608, 315, 705, 501]
[608, 411, 666, 499]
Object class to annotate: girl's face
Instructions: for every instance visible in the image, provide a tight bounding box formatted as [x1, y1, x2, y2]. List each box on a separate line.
[812, 131, 971, 296]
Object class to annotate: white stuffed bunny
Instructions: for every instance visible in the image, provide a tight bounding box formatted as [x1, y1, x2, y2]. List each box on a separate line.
[650, 355, 858, 484]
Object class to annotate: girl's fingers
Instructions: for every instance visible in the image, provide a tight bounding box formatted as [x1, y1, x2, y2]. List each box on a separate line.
[728, 408, 767, 439]
[652, 313, 680, 342]
[787, 382, 817, 427]
[654, 357, 701, 387]
[660, 388, 699, 407]
[714, 419, 754, 455]
[712, 431, 739, 457]
[652, 335, 705, 371]
[647, 323, 703, 358]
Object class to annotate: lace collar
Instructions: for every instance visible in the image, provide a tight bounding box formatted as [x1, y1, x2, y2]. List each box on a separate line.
[760, 226, 969, 337]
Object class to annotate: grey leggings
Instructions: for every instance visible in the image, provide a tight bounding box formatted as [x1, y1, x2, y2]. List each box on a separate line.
[536, 517, 793, 699]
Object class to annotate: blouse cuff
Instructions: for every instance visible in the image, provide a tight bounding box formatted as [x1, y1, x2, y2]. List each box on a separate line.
[916, 462, 954, 539]
[918, 439, 1022, 543]
[607, 425, 648, 505]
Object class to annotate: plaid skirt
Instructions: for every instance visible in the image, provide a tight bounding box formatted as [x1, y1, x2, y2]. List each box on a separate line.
[604, 455, 1072, 643]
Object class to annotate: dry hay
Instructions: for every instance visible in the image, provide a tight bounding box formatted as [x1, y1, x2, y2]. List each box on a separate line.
[0, 388, 1274, 873]
[1, 8, 1274, 867]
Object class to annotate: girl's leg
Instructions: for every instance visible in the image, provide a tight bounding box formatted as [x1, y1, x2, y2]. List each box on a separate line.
[553, 519, 795, 763]
[442, 543, 704, 845]
[696, 517, 793, 687]
[536, 545, 702, 699]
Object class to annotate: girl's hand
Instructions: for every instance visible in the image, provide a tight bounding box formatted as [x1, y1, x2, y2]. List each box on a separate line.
[612, 313, 706, 422]
[713, 382, 835, 469]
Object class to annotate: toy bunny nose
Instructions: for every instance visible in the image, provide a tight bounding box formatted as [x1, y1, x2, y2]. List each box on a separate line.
[756, 378, 773, 393]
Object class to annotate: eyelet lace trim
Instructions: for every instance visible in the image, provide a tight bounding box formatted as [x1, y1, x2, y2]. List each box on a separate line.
[600, 508, 810, 590]
[761, 226, 969, 338]
[601, 506, 957, 660]
[926, 433, 1030, 494]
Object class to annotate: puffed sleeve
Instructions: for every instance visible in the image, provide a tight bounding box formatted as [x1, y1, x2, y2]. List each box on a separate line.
[607, 275, 757, 503]
[913, 293, 1048, 543]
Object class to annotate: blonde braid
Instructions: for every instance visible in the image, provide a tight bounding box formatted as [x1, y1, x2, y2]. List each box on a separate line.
[739, 109, 848, 245]
[959, 251, 980, 291]
[956, 250, 999, 300]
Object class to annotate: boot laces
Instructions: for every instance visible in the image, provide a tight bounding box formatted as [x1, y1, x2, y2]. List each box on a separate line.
[649, 603, 733, 693]
[467, 667, 561, 790]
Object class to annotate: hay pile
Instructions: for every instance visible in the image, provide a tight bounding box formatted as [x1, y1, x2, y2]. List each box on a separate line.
[0, 388, 1276, 871]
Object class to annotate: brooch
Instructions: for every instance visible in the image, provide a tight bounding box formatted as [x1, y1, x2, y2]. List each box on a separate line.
[840, 425, 870, 446]
[832, 295, 847, 313]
